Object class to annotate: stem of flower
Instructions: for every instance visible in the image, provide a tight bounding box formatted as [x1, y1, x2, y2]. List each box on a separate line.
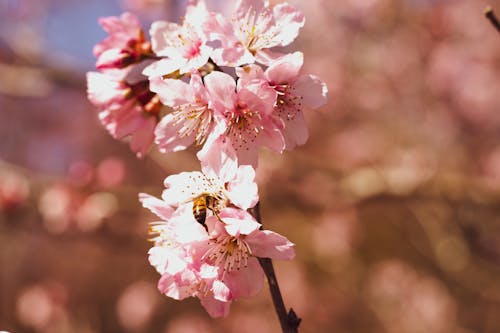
[249, 203, 301, 333]
[485, 6, 500, 34]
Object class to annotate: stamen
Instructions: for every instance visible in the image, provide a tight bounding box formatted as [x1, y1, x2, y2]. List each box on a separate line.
[203, 236, 252, 279]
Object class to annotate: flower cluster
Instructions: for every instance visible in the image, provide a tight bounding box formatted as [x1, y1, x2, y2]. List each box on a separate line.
[87, 0, 327, 318]
[87, 0, 327, 167]
[141, 166, 294, 317]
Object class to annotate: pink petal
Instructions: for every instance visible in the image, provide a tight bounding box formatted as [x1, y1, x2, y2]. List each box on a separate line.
[281, 110, 308, 150]
[158, 269, 197, 300]
[95, 48, 128, 70]
[94, 12, 142, 57]
[139, 193, 175, 220]
[272, 3, 305, 47]
[199, 294, 231, 318]
[260, 121, 286, 153]
[197, 131, 238, 179]
[149, 20, 182, 55]
[238, 82, 276, 116]
[105, 102, 140, 138]
[235, 0, 266, 20]
[293, 74, 328, 109]
[154, 113, 195, 153]
[246, 229, 295, 260]
[129, 116, 156, 158]
[179, 45, 211, 74]
[224, 257, 264, 299]
[148, 246, 187, 275]
[142, 58, 182, 78]
[162, 171, 209, 205]
[212, 279, 232, 302]
[86, 72, 123, 106]
[254, 49, 286, 66]
[265, 51, 303, 85]
[235, 64, 265, 84]
[149, 77, 193, 107]
[219, 208, 260, 236]
[226, 165, 259, 210]
[204, 71, 237, 113]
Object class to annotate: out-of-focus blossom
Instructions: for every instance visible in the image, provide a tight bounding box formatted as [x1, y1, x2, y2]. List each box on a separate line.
[88, 12, 163, 158]
[38, 184, 74, 234]
[38, 184, 117, 233]
[75, 192, 119, 232]
[312, 208, 359, 258]
[16, 282, 68, 332]
[86, 71, 161, 158]
[366, 260, 459, 333]
[0, 168, 30, 213]
[96, 157, 126, 188]
[68, 160, 94, 187]
[116, 281, 159, 331]
[94, 12, 153, 72]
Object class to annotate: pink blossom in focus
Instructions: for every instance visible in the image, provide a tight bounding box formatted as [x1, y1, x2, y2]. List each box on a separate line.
[86, 71, 161, 158]
[206, 0, 305, 66]
[197, 70, 284, 168]
[149, 73, 223, 153]
[160, 164, 258, 210]
[237, 52, 328, 149]
[143, 1, 213, 77]
[199, 207, 295, 301]
[140, 166, 294, 317]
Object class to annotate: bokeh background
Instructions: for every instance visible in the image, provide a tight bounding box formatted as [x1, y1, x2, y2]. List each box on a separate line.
[2, 0, 500, 332]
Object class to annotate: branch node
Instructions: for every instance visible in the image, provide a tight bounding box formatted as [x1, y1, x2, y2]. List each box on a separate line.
[288, 308, 302, 329]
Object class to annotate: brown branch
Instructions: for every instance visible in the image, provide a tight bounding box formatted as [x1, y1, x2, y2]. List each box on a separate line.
[485, 6, 500, 34]
[249, 202, 301, 333]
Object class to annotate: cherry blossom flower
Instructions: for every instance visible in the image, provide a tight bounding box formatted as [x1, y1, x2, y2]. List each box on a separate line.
[197, 70, 284, 168]
[160, 164, 258, 211]
[86, 71, 161, 158]
[143, 1, 213, 77]
[149, 73, 223, 153]
[140, 168, 294, 317]
[206, 0, 305, 66]
[94, 12, 153, 72]
[237, 51, 328, 149]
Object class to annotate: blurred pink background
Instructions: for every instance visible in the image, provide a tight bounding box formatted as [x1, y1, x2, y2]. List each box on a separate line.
[2, 0, 500, 332]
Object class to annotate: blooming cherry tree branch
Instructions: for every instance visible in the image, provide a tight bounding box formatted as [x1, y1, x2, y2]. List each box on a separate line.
[86, 0, 328, 330]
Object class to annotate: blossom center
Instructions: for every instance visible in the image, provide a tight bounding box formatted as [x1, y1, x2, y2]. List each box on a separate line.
[183, 39, 202, 59]
[124, 81, 161, 117]
[275, 84, 302, 121]
[204, 236, 252, 276]
[225, 105, 263, 150]
[173, 101, 212, 145]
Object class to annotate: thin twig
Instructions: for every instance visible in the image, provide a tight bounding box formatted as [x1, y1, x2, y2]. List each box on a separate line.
[249, 203, 301, 333]
[485, 6, 500, 34]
